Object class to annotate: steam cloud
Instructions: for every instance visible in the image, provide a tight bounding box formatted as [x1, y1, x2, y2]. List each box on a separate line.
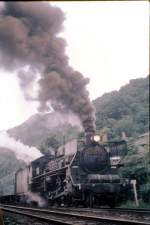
[0, 2, 95, 133]
[0, 131, 42, 163]
[40, 110, 83, 130]
[26, 192, 46, 207]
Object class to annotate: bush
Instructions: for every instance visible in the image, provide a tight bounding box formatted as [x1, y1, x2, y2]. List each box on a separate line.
[140, 184, 150, 203]
[121, 165, 149, 186]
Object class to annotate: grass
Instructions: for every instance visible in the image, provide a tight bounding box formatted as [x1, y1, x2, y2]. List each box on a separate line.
[119, 200, 150, 209]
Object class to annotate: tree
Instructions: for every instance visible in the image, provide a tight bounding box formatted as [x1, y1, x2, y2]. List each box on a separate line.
[40, 136, 61, 155]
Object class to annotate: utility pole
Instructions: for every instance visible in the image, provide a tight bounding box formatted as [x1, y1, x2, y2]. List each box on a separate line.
[131, 180, 139, 207]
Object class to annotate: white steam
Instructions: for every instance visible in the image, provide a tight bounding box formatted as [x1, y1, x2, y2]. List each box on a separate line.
[26, 192, 46, 207]
[0, 131, 42, 163]
[43, 110, 83, 130]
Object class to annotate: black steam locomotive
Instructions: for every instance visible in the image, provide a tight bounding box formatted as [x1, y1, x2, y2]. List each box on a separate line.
[0, 133, 131, 208]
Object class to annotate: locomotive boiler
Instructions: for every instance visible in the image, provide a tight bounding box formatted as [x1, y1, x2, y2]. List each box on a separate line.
[12, 133, 130, 208]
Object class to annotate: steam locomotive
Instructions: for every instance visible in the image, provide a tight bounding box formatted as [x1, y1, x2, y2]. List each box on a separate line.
[0, 133, 131, 208]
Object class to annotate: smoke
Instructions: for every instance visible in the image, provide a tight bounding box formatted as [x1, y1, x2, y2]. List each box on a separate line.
[0, 131, 42, 163]
[43, 110, 83, 130]
[0, 2, 95, 133]
[26, 192, 46, 207]
[17, 66, 39, 101]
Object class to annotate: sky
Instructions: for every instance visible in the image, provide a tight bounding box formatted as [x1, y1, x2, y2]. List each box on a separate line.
[0, 1, 149, 130]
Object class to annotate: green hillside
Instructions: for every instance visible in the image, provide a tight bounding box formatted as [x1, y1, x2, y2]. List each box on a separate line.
[94, 75, 149, 139]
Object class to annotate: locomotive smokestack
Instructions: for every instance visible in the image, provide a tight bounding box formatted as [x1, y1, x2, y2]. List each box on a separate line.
[0, 2, 96, 134]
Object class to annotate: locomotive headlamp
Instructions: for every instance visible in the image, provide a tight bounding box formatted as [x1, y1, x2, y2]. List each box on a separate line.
[93, 135, 100, 142]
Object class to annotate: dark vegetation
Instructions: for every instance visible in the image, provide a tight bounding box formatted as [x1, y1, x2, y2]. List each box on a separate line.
[120, 133, 150, 206]
[40, 125, 79, 155]
[93, 76, 149, 140]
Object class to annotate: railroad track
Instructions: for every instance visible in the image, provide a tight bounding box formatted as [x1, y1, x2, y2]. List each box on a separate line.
[101, 207, 150, 213]
[50, 205, 150, 214]
[0, 204, 150, 225]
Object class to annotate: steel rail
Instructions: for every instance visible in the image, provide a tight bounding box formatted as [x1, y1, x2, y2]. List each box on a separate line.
[64, 206, 150, 214]
[97, 207, 150, 215]
[1, 206, 72, 225]
[1, 204, 150, 225]
[44, 206, 150, 214]
[2, 204, 150, 213]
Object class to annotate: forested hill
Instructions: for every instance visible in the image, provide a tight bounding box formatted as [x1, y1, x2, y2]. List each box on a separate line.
[93, 75, 149, 139]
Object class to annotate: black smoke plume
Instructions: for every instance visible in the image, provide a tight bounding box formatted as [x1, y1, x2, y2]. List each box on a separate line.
[0, 2, 95, 133]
